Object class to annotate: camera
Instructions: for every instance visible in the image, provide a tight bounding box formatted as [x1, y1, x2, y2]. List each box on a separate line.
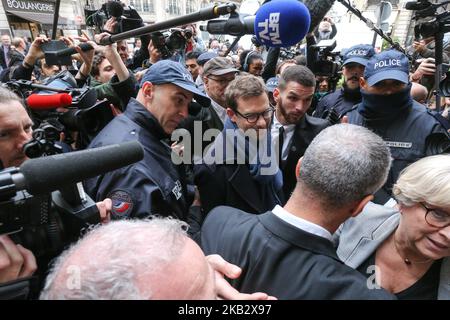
[4, 71, 115, 151]
[150, 29, 190, 59]
[310, 40, 341, 76]
[84, 0, 143, 33]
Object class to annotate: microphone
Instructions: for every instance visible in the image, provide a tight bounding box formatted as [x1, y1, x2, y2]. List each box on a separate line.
[11, 141, 144, 195]
[254, 0, 310, 47]
[26, 93, 73, 110]
[202, 0, 311, 47]
[405, 1, 432, 11]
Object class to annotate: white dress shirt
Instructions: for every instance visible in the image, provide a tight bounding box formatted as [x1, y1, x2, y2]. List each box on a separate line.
[272, 205, 333, 241]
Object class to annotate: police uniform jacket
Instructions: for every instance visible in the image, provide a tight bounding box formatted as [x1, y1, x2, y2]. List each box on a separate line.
[201, 206, 395, 300]
[84, 98, 192, 221]
[314, 88, 361, 119]
[346, 101, 449, 202]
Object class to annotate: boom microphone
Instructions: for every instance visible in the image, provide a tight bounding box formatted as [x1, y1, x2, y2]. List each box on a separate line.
[202, 0, 311, 47]
[26, 93, 73, 110]
[11, 141, 144, 195]
[254, 0, 311, 47]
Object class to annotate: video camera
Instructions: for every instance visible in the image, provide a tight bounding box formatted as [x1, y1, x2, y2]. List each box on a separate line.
[309, 39, 342, 92]
[150, 28, 191, 59]
[3, 71, 114, 151]
[84, 0, 143, 33]
[310, 39, 341, 76]
[407, 0, 450, 98]
[0, 142, 144, 259]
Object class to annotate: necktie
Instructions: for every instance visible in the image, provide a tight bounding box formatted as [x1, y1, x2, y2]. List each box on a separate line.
[278, 126, 285, 165]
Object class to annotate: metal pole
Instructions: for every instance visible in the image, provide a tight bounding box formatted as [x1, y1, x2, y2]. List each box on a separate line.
[52, 0, 61, 39]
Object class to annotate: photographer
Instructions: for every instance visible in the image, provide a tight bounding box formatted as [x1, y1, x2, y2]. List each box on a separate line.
[314, 44, 375, 119]
[0, 86, 112, 298]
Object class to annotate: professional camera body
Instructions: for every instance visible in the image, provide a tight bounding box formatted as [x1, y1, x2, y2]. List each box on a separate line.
[0, 171, 99, 259]
[84, 0, 143, 33]
[407, 0, 450, 96]
[310, 40, 341, 77]
[310, 39, 342, 92]
[150, 29, 192, 59]
[3, 71, 114, 151]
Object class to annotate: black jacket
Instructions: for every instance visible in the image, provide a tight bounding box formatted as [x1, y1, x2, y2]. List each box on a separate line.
[280, 115, 330, 200]
[201, 207, 395, 300]
[314, 87, 361, 119]
[194, 163, 283, 215]
[84, 98, 194, 221]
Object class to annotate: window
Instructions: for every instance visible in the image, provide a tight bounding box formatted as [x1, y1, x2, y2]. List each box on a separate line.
[201, 0, 211, 9]
[168, 0, 181, 15]
[186, 0, 196, 13]
[133, 0, 142, 12]
[142, 0, 154, 13]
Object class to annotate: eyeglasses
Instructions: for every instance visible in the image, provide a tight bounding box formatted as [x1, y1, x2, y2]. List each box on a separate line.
[234, 107, 274, 123]
[420, 202, 450, 228]
[206, 75, 236, 85]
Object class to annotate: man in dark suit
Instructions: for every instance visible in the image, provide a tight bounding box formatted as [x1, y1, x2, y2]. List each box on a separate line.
[271, 65, 329, 200]
[194, 74, 283, 215]
[0, 34, 11, 69]
[201, 124, 395, 299]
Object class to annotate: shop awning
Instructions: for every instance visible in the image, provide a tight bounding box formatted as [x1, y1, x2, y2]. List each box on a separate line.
[6, 10, 76, 27]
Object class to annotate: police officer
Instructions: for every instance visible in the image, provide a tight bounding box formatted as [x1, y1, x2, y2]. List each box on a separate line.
[84, 60, 210, 224]
[314, 44, 375, 119]
[345, 49, 450, 204]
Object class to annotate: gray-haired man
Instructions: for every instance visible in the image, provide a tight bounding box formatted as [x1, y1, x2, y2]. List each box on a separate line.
[201, 124, 395, 299]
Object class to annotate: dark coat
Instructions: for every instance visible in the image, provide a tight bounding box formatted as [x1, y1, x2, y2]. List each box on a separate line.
[200, 206, 395, 300]
[194, 163, 283, 215]
[280, 115, 330, 200]
[84, 98, 194, 221]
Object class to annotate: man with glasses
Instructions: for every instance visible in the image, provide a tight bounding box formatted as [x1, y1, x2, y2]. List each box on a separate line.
[194, 74, 284, 214]
[271, 65, 330, 201]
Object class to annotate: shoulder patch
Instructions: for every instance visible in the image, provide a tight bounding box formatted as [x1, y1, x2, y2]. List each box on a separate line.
[108, 190, 134, 218]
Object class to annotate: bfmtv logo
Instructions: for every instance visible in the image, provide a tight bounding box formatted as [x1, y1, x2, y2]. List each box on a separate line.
[257, 12, 281, 46]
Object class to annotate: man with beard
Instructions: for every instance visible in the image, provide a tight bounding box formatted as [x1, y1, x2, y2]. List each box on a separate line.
[345, 49, 450, 204]
[271, 65, 330, 200]
[314, 44, 375, 119]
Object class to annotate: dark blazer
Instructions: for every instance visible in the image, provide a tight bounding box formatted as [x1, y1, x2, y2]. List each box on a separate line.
[194, 163, 283, 215]
[281, 115, 330, 200]
[201, 206, 395, 299]
[0, 45, 7, 69]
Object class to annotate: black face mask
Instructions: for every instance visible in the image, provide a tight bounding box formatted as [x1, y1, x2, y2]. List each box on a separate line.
[358, 83, 413, 122]
[342, 81, 361, 102]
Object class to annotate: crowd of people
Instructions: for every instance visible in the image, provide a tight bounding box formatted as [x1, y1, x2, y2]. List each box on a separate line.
[0, 12, 450, 300]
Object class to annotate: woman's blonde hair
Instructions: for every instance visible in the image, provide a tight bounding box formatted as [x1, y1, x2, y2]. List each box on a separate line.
[393, 155, 450, 207]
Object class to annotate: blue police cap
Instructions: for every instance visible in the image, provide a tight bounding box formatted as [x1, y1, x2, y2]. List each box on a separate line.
[364, 50, 410, 86]
[140, 60, 210, 106]
[342, 44, 376, 67]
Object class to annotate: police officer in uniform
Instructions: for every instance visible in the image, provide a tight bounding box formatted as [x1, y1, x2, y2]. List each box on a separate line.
[84, 60, 210, 226]
[345, 50, 450, 204]
[314, 44, 375, 119]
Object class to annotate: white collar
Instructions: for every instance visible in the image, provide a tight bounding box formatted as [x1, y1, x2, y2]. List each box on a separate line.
[272, 205, 333, 241]
[272, 113, 296, 132]
[209, 98, 227, 124]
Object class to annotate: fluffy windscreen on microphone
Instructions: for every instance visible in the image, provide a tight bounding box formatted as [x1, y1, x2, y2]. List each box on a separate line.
[106, 0, 124, 18]
[26, 93, 73, 110]
[254, 0, 311, 48]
